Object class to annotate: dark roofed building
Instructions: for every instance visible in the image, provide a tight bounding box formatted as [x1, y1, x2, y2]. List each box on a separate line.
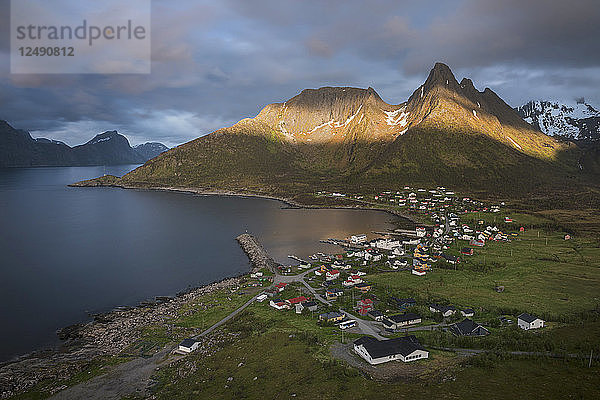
[450, 318, 490, 336]
[367, 310, 384, 321]
[383, 313, 422, 330]
[517, 313, 545, 330]
[353, 335, 429, 364]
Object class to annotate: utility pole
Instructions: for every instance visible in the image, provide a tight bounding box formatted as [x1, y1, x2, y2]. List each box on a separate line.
[590, 350, 593, 368]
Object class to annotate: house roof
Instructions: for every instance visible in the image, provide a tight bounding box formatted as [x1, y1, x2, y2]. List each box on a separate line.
[328, 269, 340, 274]
[355, 282, 371, 288]
[368, 310, 383, 317]
[386, 313, 421, 323]
[354, 335, 426, 359]
[286, 296, 308, 304]
[450, 318, 489, 336]
[320, 311, 343, 319]
[394, 297, 416, 305]
[301, 301, 317, 308]
[518, 313, 541, 323]
[179, 338, 198, 348]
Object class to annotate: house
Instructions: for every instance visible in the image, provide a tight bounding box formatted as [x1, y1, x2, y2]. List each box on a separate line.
[350, 234, 368, 244]
[269, 299, 289, 310]
[178, 338, 200, 353]
[394, 298, 416, 310]
[285, 296, 309, 306]
[460, 248, 474, 256]
[274, 282, 288, 292]
[429, 304, 456, 317]
[355, 282, 372, 292]
[450, 318, 490, 336]
[356, 298, 374, 315]
[353, 335, 429, 365]
[319, 311, 344, 323]
[325, 288, 344, 300]
[326, 269, 340, 281]
[367, 310, 384, 321]
[461, 308, 475, 317]
[383, 313, 422, 330]
[300, 301, 318, 312]
[412, 269, 426, 276]
[469, 239, 485, 247]
[517, 313, 545, 330]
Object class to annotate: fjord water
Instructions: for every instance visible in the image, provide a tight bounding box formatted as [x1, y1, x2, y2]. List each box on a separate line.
[0, 165, 404, 362]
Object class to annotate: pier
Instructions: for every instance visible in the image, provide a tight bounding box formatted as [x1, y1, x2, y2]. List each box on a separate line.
[236, 233, 278, 273]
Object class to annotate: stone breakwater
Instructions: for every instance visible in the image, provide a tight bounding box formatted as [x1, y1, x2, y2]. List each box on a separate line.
[236, 233, 278, 273]
[0, 276, 242, 399]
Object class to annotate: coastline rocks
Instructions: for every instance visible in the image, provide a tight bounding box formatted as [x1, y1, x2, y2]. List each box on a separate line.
[236, 233, 278, 273]
[0, 277, 242, 399]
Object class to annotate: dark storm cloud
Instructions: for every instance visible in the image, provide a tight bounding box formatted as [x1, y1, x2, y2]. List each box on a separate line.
[0, 0, 598, 146]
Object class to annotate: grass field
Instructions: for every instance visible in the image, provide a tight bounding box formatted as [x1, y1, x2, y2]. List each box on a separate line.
[143, 312, 600, 400]
[369, 228, 600, 318]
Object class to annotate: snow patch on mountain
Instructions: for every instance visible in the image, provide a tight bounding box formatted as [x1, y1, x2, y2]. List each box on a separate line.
[516, 100, 600, 139]
[384, 107, 409, 127]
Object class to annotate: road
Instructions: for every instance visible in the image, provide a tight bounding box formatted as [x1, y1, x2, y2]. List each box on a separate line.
[49, 346, 171, 400]
[193, 292, 261, 339]
[339, 309, 386, 340]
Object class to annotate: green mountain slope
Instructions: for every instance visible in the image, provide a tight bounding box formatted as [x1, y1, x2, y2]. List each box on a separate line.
[79, 63, 594, 201]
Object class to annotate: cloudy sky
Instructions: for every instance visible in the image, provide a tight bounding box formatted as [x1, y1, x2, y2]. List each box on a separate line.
[1, 0, 599, 147]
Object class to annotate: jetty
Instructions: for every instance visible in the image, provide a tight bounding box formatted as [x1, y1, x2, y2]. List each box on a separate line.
[236, 233, 278, 273]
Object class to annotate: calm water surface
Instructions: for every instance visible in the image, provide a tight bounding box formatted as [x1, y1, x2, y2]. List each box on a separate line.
[0, 165, 408, 361]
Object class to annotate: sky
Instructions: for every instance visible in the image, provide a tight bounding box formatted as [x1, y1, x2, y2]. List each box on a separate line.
[1, 0, 599, 147]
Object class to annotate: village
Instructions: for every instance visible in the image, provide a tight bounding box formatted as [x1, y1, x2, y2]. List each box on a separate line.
[176, 186, 550, 368]
[3, 185, 597, 399]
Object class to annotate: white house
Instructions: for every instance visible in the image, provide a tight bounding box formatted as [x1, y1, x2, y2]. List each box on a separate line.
[256, 294, 268, 302]
[429, 304, 456, 317]
[518, 313, 545, 330]
[178, 338, 200, 353]
[350, 234, 367, 244]
[383, 313, 422, 330]
[353, 335, 428, 365]
[325, 269, 340, 281]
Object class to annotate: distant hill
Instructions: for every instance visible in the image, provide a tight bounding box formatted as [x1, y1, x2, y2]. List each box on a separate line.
[133, 142, 169, 160]
[0, 121, 168, 167]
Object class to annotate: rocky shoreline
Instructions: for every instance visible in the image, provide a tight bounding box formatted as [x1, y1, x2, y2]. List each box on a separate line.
[0, 275, 245, 399]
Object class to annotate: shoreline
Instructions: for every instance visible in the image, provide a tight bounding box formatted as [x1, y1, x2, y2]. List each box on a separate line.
[1, 269, 252, 367]
[0, 270, 253, 398]
[69, 181, 421, 225]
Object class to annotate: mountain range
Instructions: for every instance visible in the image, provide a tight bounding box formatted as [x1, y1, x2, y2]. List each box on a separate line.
[0, 121, 168, 167]
[516, 99, 600, 141]
[76, 62, 596, 205]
